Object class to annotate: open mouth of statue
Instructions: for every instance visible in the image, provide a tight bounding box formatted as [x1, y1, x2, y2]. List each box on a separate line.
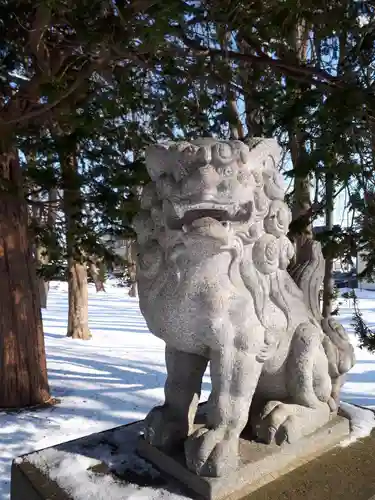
[167, 202, 252, 231]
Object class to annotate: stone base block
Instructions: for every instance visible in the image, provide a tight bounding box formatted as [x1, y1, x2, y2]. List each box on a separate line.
[11, 412, 375, 500]
[137, 416, 350, 500]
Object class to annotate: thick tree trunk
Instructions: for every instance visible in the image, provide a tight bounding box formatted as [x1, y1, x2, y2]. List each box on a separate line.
[322, 173, 335, 318]
[60, 144, 91, 340]
[67, 258, 91, 339]
[89, 260, 105, 292]
[0, 145, 50, 408]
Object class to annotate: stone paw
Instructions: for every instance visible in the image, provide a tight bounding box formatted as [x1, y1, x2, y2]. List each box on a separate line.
[184, 427, 239, 477]
[252, 400, 331, 446]
[143, 405, 187, 451]
[253, 401, 301, 445]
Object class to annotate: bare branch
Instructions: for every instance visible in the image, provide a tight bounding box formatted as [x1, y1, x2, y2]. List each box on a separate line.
[1, 57, 107, 126]
[29, 4, 52, 74]
[177, 25, 351, 90]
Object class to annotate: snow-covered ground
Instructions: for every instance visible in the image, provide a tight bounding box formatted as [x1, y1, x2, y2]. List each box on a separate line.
[1, 283, 375, 499]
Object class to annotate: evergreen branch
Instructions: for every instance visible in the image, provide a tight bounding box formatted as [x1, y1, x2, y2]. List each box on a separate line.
[177, 26, 344, 88]
[347, 289, 375, 352]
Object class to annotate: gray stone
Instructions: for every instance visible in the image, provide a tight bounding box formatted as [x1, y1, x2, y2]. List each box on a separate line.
[133, 138, 355, 478]
[11, 421, 191, 500]
[138, 414, 350, 500]
[11, 415, 375, 500]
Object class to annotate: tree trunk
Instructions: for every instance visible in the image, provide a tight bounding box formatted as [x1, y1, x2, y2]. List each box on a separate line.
[36, 246, 49, 309]
[129, 281, 138, 298]
[219, 29, 245, 140]
[322, 172, 335, 318]
[38, 277, 49, 309]
[0, 144, 50, 408]
[29, 160, 50, 309]
[31, 196, 50, 309]
[89, 260, 105, 292]
[60, 144, 91, 340]
[237, 32, 265, 138]
[30, 186, 58, 309]
[67, 258, 91, 339]
[291, 173, 313, 248]
[288, 22, 312, 260]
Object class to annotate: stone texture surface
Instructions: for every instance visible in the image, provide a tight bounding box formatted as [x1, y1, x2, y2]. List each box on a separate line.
[11, 460, 70, 500]
[138, 415, 350, 500]
[133, 138, 355, 477]
[11, 417, 375, 500]
[11, 421, 188, 500]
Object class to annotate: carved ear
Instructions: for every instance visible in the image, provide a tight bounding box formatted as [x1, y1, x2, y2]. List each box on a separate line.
[145, 143, 172, 181]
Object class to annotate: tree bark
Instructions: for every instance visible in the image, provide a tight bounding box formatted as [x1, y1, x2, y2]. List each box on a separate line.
[31, 191, 49, 309]
[60, 143, 91, 340]
[36, 246, 49, 309]
[0, 143, 50, 408]
[28, 155, 50, 310]
[237, 31, 265, 139]
[41, 188, 58, 307]
[288, 22, 312, 260]
[30, 186, 58, 309]
[89, 260, 105, 292]
[67, 258, 91, 339]
[322, 172, 335, 318]
[219, 29, 245, 140]
[291, 172, 313, 246]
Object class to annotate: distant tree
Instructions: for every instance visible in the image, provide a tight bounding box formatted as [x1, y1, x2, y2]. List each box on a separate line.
[0, 0, 196, 404]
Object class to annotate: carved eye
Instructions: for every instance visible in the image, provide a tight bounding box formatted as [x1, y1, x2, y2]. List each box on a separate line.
[217, 143, 232, 159]
[218, 165, 233, 177]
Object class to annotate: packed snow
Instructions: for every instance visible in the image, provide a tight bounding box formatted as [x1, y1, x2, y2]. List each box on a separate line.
[339, 402, 375, 447]
[25, 422, 191, 500]
[1, 282, 375, 499]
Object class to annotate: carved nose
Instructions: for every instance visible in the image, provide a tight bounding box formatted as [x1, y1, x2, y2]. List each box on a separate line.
[182, 165, 221, 197]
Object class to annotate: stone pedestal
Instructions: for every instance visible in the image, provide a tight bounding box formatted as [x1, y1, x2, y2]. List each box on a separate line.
[137, 415, 350, 500]
[11, 413, 375, 500]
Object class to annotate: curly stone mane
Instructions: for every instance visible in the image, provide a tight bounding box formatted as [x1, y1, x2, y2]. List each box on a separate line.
[215, 140, 305, 330]
[134, 138, 312, 331]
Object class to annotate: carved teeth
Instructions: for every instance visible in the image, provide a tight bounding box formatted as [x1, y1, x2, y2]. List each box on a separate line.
[182, 225, 188, 233]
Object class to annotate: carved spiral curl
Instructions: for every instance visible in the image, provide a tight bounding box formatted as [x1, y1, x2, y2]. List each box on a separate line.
[264, 200, 292, 238]
[279, 235, 295, 270]
[253, 234, 280, 274]
[237, 222, 263, 245]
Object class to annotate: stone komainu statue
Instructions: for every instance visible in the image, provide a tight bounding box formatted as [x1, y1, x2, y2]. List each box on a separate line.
[133, 138, 355, 478]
